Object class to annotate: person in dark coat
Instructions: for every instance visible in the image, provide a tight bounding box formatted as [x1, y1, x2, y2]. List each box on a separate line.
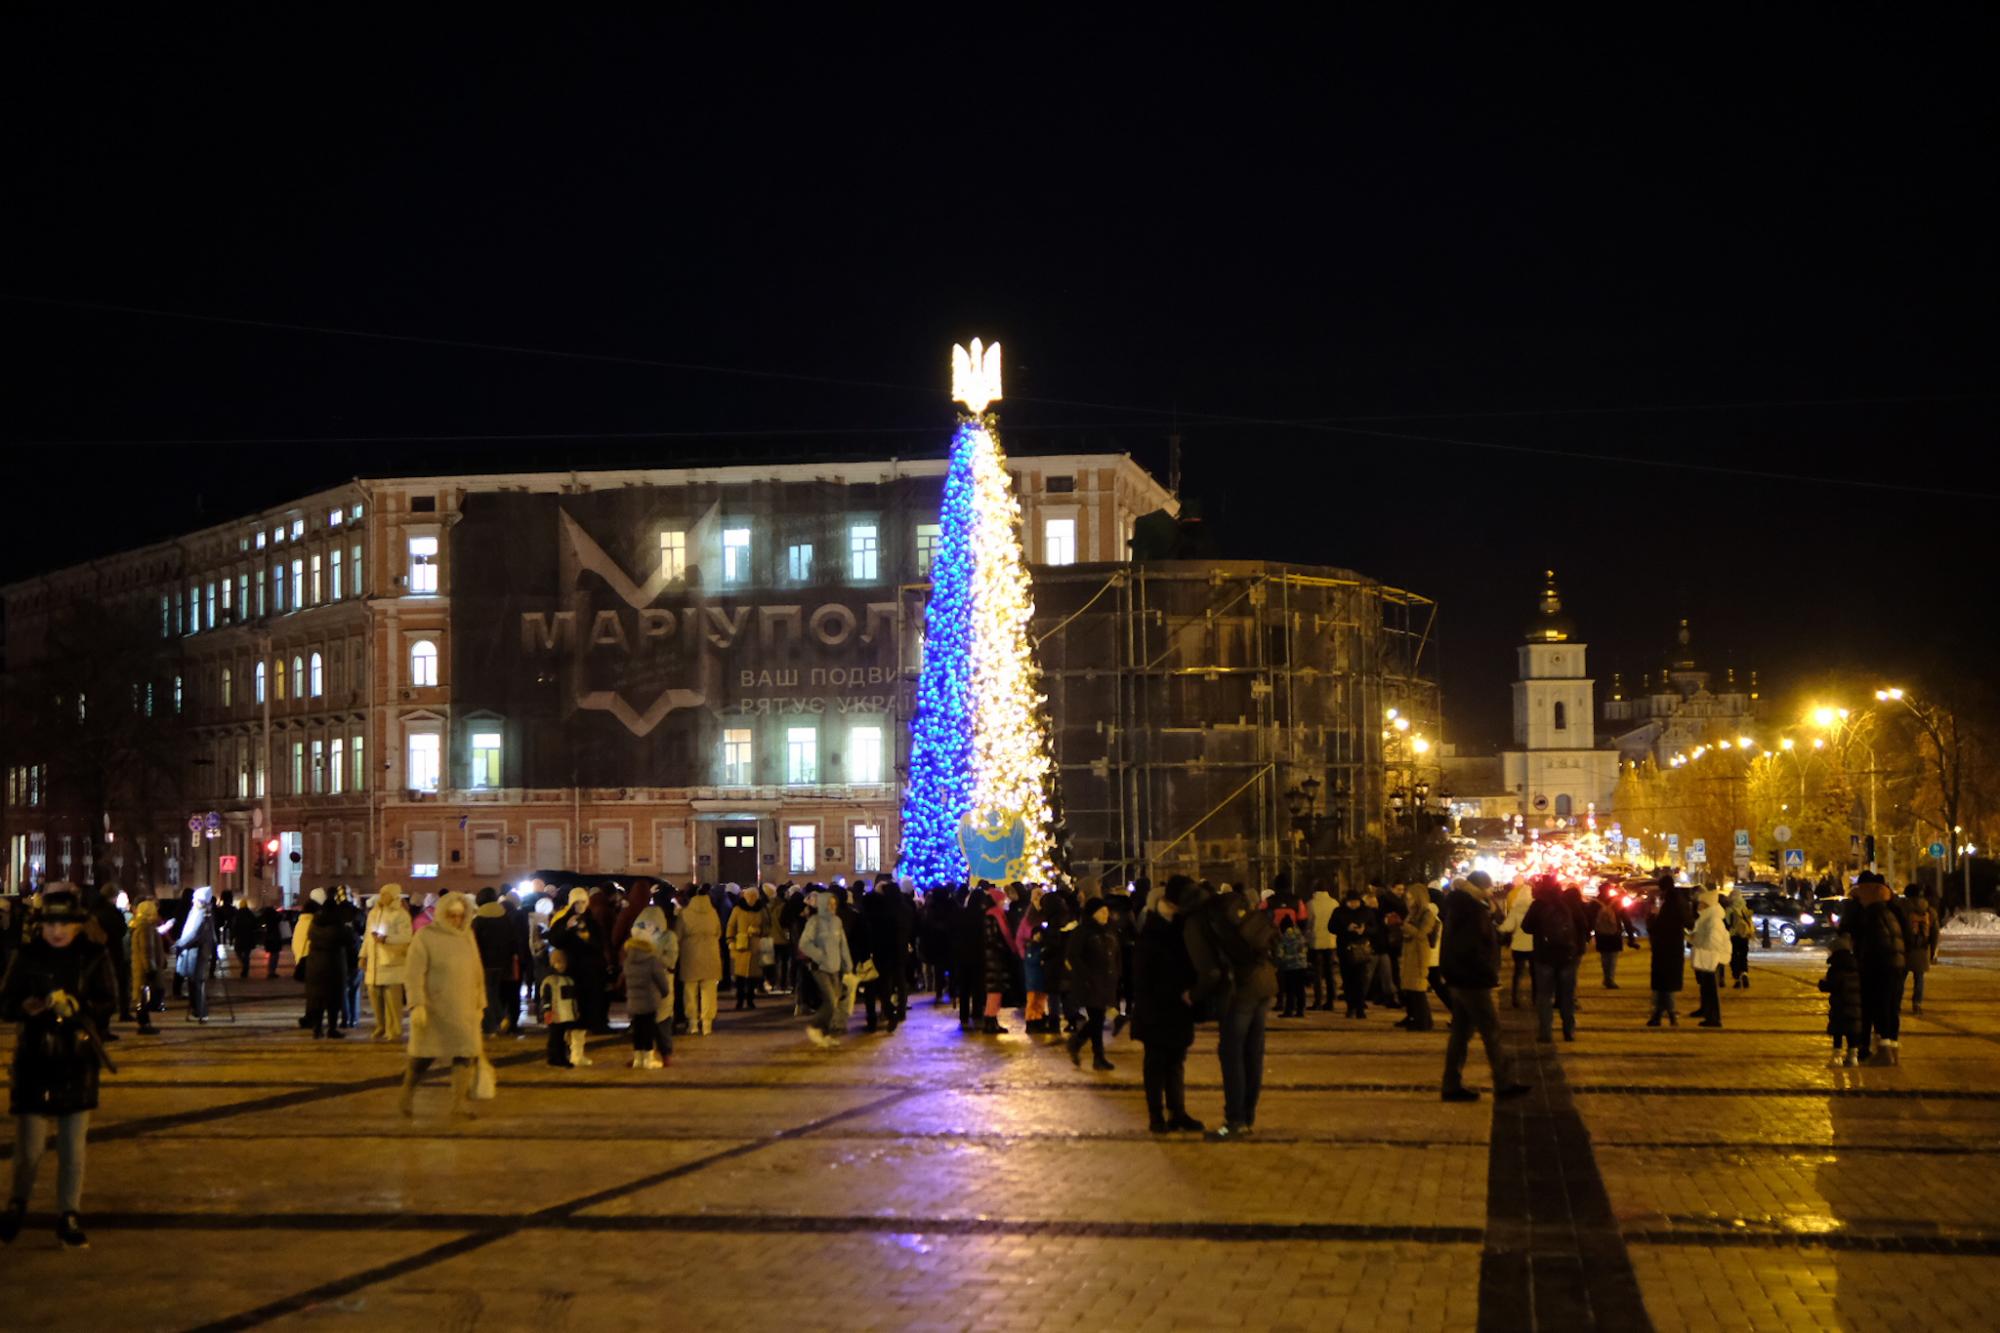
[917, 889, 952, 1001]
[1521, 875, 1584, 1043]
[1646, 876, 1688, 1027]
[978, 884, 1020, 1034]
[860, 878, 915, 1031]
[1593, 891, 1626, 988]
[1328, 887, 1379, 1018]
[473, 888, 519, 1035]
[229, 898, 262, 980]
[1818, 934, 1865, 1067]
[1438, 873, 1529, 1103]
[952, 888, 987, 1030]
[1848, 872, 1908, 1065]
[1064, 899, 1121, 1071]
[1183, 881, 1277, 1140]
[80, 886, 131, 1024]
[1, 888, 119, 1248]
[257, 904, 284, 979]
[1133, 882, 1202, 1133]
[1041, 890, 1077, 1033]
[302, 899, 353, 1038]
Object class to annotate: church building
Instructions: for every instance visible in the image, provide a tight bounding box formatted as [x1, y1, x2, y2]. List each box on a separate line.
[1497, 572, 1622, 823]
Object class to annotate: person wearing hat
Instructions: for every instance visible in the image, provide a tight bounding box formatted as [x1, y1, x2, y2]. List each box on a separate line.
[171, 885, 218, 1024]
[1, 887, 119, 1248]
[1133, 878, 1202, 1133]
[364, 887, 414, 1040]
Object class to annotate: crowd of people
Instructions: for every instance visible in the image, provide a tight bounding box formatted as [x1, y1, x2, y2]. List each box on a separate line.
[0, 863, 1953, 1249]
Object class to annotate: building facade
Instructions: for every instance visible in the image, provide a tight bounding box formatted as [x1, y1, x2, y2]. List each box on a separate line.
[2, 455, 1174, 901]
[1602, 620, 1761, 766]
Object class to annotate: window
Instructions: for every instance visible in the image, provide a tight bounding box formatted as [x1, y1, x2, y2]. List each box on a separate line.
[787, 823, 818, 875]
[291, 559, 303, 608]
[408, 535, 439, 593]
[659, 530, 686, 582]
[721, 528, 751, 585]
[847, 724, 884, 784]
[329, 507, 343, 527]
[352, 735, 365, 791]
[221, 667, 233, 708]
[255, 749, 266, 798]
[329, 737, 345, 795]
[256, 568, 267, 616]
[849, 523, 879, 582]
[406, 732, 441, 793]
[1044, 517, 1077, 566]
[272, 525, 284, 545]
[1046, 474, 1077, 494]
[410, 639, 439, 687]
[786, 542, 814, 584]
[410, 829, 440, 879]
[309, 652, 324, 698]
[256, 530, 267, 550]
[916, 523, 941, 578]
[291, 741, 305, 794]
[274, 562, 287, 613]
[1553, 701, 1567, 732]
[254, 660, 266, 703]
[721, 727, 753, 784]
[351, 503, 364, 521]
[470, 731, 502, 789]
[852, 823, 882, 874]
[237, 738, 250, 798]
[309, 554, 322, 605]
[238, 574, 249, 621]
[173, 675, 183, 714]
[291, 518, 305, 540]
[1555, 793, 1574, 819]
[785, 726, 818, 785]
[187, 583, 199, 633]
[330, 548, 342, 600]
[206, 582, 218, 626]
[160, 594, 169, 638]
[221, 577, 232, 616]
[352, 542, 363, 596]
[145, 682, 154, 716]
[292, 656, 304, 700]
[310, 739, 325, 795]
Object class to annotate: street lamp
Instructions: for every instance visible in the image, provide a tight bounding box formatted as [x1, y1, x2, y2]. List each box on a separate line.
[1285, 777, 1347, 890]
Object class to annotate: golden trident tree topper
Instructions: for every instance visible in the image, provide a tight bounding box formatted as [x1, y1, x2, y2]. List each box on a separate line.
[951, 337, 1002, 414]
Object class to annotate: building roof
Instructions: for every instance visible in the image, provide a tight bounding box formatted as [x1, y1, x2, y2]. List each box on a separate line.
[1524, 569, 1575, 643]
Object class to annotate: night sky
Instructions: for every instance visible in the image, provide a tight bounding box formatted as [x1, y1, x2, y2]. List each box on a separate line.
[9, 12, 1995, 748]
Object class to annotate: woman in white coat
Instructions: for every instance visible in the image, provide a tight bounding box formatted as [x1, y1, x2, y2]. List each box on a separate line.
[363, 885, 414, 1040]
[1689, 890, 1730, 1029]
[397, 891, 486, 1118]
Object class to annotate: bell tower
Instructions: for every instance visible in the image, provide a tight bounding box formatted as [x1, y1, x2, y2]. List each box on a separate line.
[1511, 570, 1595, 751]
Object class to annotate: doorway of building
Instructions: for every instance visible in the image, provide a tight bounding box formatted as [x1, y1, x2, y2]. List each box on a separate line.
[717, 824, 758, 885]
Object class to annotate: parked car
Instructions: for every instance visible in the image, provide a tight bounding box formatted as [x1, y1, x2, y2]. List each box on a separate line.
[1747, 895, 1832, 946]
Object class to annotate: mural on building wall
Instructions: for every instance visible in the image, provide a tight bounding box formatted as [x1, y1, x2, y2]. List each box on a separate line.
[452, 490, 907, 787]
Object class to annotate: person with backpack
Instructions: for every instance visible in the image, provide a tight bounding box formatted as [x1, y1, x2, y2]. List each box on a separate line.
[1849, 872, 1908, 1065]
[1521, 875, 1584, 1043]
[1397, 889, 1441, 1031]
[1438, 873, 1530, 1104]
[1903, 884, 1938, 1014]
[1593, 890, 1625, 988]
[1183, 881, 1276, 1141]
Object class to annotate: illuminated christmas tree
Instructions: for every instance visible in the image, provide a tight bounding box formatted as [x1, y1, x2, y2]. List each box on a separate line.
[899, 339, 1055, 886]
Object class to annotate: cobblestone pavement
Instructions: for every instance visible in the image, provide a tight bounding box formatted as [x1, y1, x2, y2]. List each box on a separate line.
[7, 939, 2000, 1331]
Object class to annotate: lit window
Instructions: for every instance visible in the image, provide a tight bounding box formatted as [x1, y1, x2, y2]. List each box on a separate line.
[254, 661, 266, 703]
[221, 667, 233, 708]
[329, 507, 343, 527]
[916, 523, 941, 578]
[331, 548, 342, 600]
[256, 569, 267, 616]
[352, 542, 363, 596]
[238, 574, 249, 621]
[237, 738, 250, 798]
[330, 737, 345, 795]
[721, 727, 754, 785]
[785, 726, 818, 785]
[291, 519, 305, 540]
[187, 583, 199, 633]
[256, 531, 267, 550]
[310, 652, 324, 698]
[787, 543, 814, 583]
[351, 503, 364, 521]
[410, 639, 439, 687]
[722, 528, 751, 585]
[273, 563, 287, 613]
[406, 732, 441, 793]
[470, 731, 502, 789]
[849, 523, 879, 582]
[659, 531, 686, 582]
[292, 741, 305, 794]
[272, 525, 283, 545]
[222, 577, 232, 616]
[274, 658, 286, 701]
[292, 656, 304, 700]
[353, 735, 365, 791]
[1044, 517, 1077, 566]
[309, 554, 323, 605]
[408, 535, 439, 594]
[847, 725, 883, 784]
[160, 594, 169, 638]
[291, 558, 303, 606]
[173, 675, 183, 714]
[852, 824, 882, 874]
[310, 739, 325, 795]
[207, 582, 217, 626]
[787, 823, 818, 875]
[254, 750, 266, 797]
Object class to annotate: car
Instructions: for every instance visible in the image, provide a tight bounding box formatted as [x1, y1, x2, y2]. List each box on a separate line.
[1747, 895, 1831, 946]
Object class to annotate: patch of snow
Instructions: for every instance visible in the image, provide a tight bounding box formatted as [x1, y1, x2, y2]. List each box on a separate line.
[1942, 910, 2000, 936]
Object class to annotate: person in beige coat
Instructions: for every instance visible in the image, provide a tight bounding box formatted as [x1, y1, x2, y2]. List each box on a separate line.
[397, 892, 486, 1119]
[1398, 891, 1442, 1032]
[363, 886, 414, 1041]
[726, 885, 769, 1011]
[676, 892, 723, 1035]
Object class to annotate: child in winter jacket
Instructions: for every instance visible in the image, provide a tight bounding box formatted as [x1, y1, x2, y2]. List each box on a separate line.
[1818, 935, 1865, 1067]
[1273, 918, 1310, 1018]
[622, 931, 672, 1070]
[539, 950, 584, 1069]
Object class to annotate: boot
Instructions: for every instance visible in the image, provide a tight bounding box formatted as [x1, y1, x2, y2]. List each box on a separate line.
[983, 1016, 1006, 1035]
[568, 1030, 593, 1067]
[449, 1062, 478, 1119]
[397, 1063, 419, 1118]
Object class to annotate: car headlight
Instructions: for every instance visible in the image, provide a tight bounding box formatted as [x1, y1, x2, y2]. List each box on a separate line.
[1799, 914, 1815, 926]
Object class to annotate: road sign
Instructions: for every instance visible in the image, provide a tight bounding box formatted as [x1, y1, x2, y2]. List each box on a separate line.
[1784, 849, 1806, 869]
[187, 814, 203, 833]
[1733, 829, 1750, 853]
[1690, 838, 1708, 864]
[204, 811, 222, 831]
[218, 854, 240, 874]
[1668, 834, 1680, 851]
[1930, 841, 1947, 859]
[1626, 836, 1642, 855]
[1774, 824, 1793, 844]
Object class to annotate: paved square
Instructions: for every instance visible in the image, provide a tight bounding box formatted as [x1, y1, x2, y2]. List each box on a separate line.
[7, 941, 2000, 1330]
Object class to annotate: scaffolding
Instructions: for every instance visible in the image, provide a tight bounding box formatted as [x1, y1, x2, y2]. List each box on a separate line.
[1030, 560, 1440, 890]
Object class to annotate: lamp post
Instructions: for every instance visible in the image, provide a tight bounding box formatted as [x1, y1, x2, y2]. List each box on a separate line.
[1389, 780, 1452, 881]
[1285, 777, 1348, 891]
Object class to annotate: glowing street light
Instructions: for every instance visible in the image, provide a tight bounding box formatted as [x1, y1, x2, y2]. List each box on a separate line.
[1876, 687, 1905, 702]
[1780, 737, 1795, 751]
